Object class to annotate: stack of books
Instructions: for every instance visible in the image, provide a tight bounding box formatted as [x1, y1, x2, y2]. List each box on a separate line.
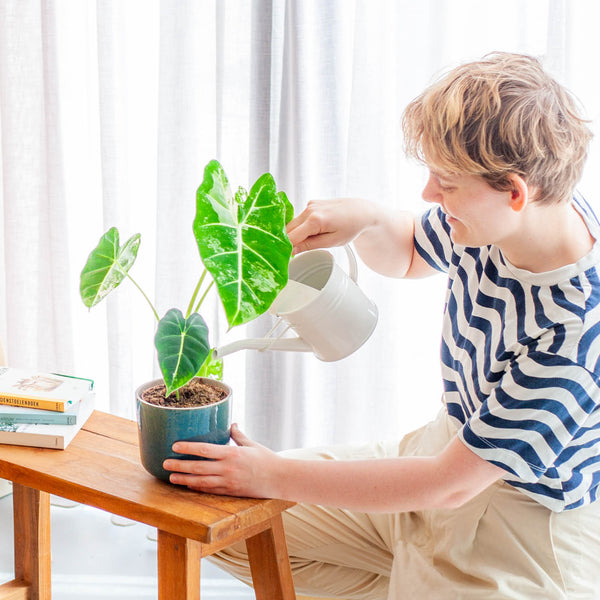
[0, 367, 95, 449]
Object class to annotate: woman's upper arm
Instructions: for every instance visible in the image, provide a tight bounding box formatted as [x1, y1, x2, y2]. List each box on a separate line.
[434, 435, 506, 509]
[404, 243, 442, 279]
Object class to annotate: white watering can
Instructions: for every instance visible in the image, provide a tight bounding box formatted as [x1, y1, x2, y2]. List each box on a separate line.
[213, 246, 378, 362]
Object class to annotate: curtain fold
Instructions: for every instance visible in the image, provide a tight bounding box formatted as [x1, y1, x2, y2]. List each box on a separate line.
[1, 0, 599, 446]
[96, 1, 136, 413]
[0, 0, 73, 371]
[40, 1, 74, 371]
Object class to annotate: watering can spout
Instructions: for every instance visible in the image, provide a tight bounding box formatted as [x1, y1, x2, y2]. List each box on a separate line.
[213, 337, 313, 360]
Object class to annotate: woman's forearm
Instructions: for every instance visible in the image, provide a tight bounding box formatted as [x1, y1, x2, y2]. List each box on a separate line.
[272, 436, 505, 513]
[287, 198, 418, 278]
[272, 454, 454, 512]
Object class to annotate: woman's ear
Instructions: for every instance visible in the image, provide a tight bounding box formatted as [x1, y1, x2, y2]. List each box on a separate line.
[507, 174, 530, 212]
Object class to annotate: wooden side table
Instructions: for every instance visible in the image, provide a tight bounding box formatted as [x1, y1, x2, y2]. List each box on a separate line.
[0, 411, 296, 600]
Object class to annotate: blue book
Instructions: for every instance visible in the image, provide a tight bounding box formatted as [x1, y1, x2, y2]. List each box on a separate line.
[0, 400, 83, 425]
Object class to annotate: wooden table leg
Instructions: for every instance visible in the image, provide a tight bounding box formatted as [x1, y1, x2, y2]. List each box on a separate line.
[12, 483, 51, 600]
[246, 513, 296, 600]
[157, 529, 201, 600]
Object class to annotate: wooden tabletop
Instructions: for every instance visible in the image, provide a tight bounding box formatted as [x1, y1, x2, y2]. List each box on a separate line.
[0, 410, 295, 547]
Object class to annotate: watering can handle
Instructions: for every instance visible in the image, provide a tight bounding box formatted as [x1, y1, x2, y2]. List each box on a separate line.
[343, 244, 358, 282]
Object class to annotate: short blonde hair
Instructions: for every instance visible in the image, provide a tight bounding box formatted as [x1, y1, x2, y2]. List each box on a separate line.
[402, 52, 593, 204]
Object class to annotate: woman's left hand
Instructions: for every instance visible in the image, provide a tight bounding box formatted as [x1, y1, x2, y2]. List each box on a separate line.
[162, 424, 282, 498]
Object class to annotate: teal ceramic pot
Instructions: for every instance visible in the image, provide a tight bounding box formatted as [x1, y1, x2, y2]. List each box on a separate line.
[136, 377, 232, 482]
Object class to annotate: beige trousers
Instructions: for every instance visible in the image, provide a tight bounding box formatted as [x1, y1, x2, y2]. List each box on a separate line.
[210, 410, 600, 599]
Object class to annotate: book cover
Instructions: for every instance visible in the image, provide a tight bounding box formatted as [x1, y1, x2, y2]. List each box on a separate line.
[0, 400, 84, 425]
[0, 392, 95, 450]
[0, 367, 93, 412]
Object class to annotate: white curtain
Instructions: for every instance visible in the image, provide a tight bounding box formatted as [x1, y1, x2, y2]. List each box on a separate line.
[1, 0, 600, 452]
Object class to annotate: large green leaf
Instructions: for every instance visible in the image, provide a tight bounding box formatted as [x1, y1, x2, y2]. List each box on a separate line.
[197, 349, 224, 380]
[193, 160, 293, 327]
[154, 308, 210, 396]
[80, 227, 141, 308]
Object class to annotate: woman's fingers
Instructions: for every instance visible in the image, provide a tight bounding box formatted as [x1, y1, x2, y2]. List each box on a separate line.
[163, 455, 221, 475]
[169, 440, 230, 460]
[287, 211, 328, 249]
[294, 231, 347, 253]
[230, 423, 257, 447]
[169, 473, 228, 493]
[287, 198, 371, 253]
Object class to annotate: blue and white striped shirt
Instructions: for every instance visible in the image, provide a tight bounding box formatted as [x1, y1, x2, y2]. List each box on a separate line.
[414, 193, 600, 511]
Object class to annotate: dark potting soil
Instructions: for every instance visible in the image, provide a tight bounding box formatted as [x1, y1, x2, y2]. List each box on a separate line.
[142, 379, 227, 408]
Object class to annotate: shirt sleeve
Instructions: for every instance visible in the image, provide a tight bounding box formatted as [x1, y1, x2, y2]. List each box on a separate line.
[458, 351, 600, 483]
[413, 206, 454, 273]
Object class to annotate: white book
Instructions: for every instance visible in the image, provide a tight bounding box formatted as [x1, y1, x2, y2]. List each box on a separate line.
[0, 367, 93, 412]
[0, 392, 95, 450]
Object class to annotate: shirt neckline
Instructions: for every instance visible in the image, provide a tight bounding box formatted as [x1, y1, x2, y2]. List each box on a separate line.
[496, 196, 600, 286]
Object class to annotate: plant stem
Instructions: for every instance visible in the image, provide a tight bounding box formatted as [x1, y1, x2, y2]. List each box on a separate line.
[194, 280, 214, 314]
[125, 273, 160, 321]
[186, 269, 208, 318]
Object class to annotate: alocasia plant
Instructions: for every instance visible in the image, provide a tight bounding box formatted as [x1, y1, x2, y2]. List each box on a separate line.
[80, 160, 293, 396]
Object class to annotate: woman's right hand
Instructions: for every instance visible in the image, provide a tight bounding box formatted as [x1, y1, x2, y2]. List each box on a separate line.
[287, 198, 379, 255]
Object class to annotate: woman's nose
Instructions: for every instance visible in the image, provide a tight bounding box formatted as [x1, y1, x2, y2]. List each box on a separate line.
[422, 176, 440, 204]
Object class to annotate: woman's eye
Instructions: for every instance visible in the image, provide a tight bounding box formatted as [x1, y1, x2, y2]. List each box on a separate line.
[440, 185, 455, 192]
